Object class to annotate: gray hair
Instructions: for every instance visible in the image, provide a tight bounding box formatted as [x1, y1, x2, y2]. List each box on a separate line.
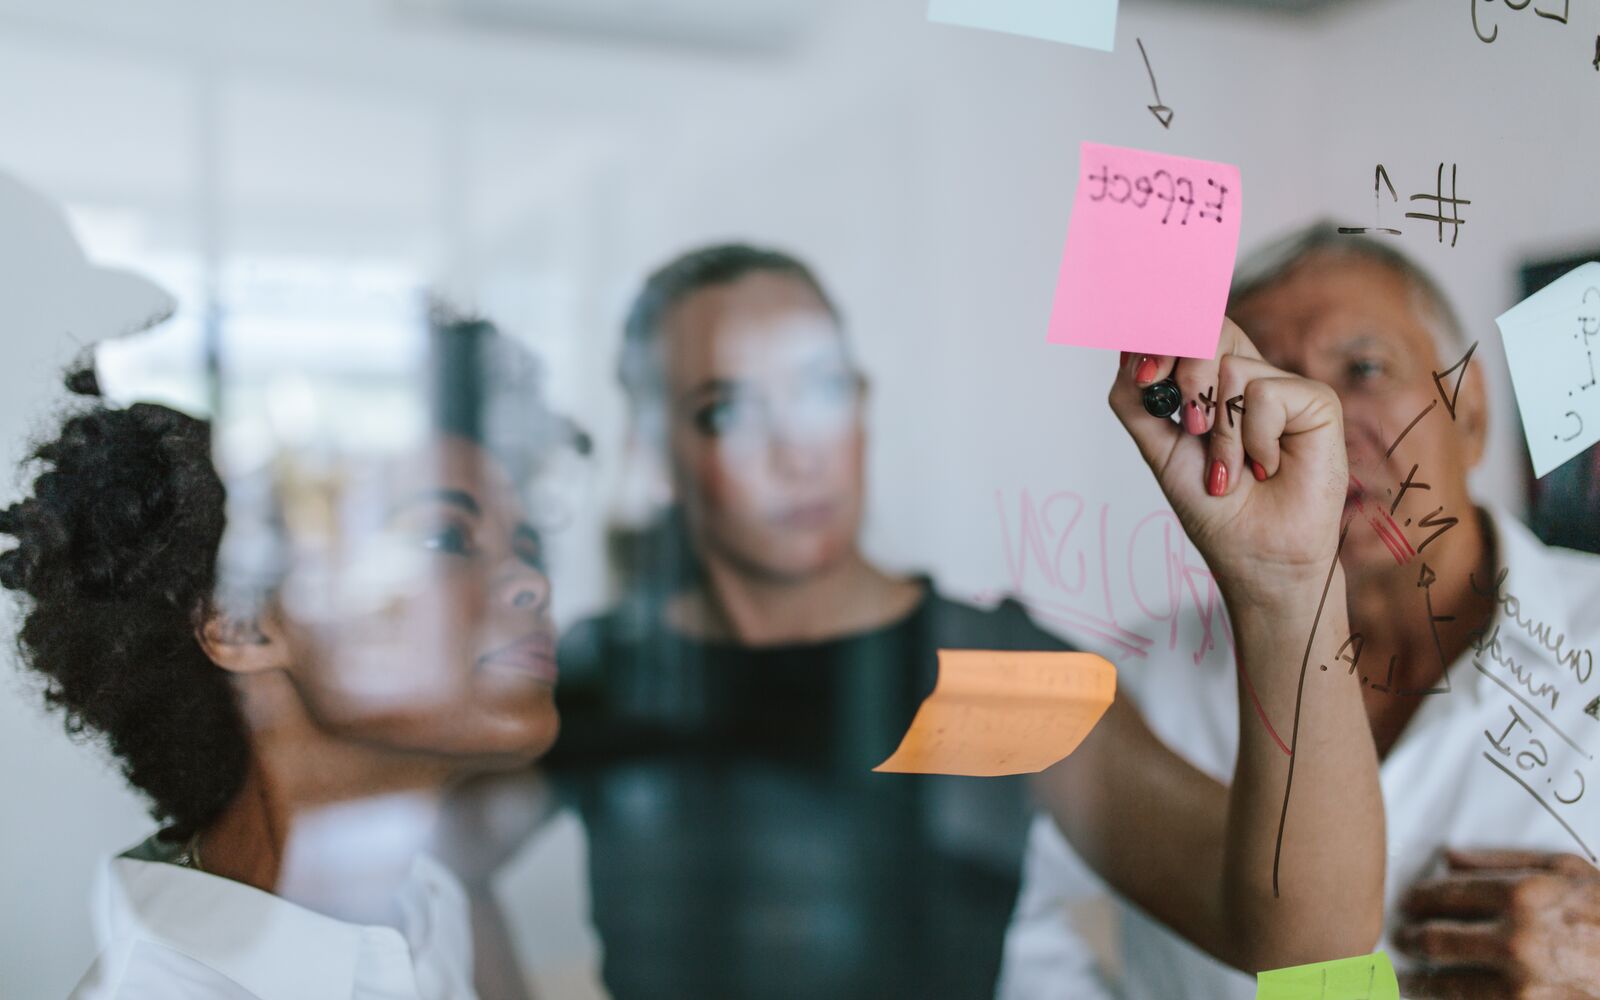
[1229, 221, 1465, 359]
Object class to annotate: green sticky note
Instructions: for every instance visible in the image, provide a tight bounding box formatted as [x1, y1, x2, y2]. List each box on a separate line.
[1255, 952, 1399, 1000]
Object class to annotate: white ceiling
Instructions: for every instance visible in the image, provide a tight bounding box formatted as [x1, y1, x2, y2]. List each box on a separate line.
[398, 0, 1357, 55]
[395, 0, 826, 52]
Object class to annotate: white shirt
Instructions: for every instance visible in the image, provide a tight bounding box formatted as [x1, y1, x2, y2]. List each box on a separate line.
[998, 510, 1600, 1000]
[70, 809, 610, 1000]
[71, 845, 478, 1000]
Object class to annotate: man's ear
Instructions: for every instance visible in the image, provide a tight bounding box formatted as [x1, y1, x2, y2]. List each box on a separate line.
[1455, 350, 1490, 470]
[195, 606, 292, 675]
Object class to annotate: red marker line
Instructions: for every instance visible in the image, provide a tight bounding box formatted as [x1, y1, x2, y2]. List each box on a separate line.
[1380, 510, 1416, 557]
[1348, 476, 1412, 565]
[1238, 657, 1294, 756]
[1369, 515, 1410, 565]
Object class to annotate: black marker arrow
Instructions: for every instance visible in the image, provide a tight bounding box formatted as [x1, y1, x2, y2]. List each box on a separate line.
[1225, 394, 1245, 427]
[1432, 342, 1478, 421]
[1137, 38, 1174, 129]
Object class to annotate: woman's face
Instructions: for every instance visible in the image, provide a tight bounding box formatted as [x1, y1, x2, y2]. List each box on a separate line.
[275, 433, 559, 763]
[661, 271, 867, 583]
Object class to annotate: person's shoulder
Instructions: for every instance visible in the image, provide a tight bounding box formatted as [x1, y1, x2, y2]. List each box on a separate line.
[558, 602, 658, 672]
[925, 587, 1073, 651]
[557, 610, 614, 667]
[1498, 511, 1600, 608]
[71, 939, 262, 1000]
[117, 832, 183, 865]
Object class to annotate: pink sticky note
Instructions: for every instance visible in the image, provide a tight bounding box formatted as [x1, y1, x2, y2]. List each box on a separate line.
[1048, 142, 1242, 360]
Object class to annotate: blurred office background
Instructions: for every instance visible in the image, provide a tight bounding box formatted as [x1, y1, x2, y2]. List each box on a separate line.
[0, 0, 1595, 995]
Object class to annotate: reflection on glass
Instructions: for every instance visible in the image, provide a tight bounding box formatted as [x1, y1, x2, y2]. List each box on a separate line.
[0, 308, 591, 999]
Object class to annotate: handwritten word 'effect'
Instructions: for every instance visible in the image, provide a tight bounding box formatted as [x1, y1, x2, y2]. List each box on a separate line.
[1338, 163, 1471, 247]
[1084, 164, 1227, 224]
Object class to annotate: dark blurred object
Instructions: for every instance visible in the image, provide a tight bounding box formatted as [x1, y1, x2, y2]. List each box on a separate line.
[1524, 248, 1600, 553]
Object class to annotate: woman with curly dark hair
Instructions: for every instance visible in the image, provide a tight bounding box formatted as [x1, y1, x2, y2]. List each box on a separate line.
[2, 315, 586, 1000]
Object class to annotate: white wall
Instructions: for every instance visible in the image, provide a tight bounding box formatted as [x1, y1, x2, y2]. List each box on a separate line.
[0, 0, 1589, 994]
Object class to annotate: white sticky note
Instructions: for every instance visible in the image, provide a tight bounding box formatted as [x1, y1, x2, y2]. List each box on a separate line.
[1496, 262, 1600, 478]
[927, 0, 1119, 52]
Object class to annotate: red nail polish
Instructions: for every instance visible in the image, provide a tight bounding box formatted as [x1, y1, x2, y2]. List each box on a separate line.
[1249, 458, 1267, 482]
[1134, 357, 1158, 385]
[1208, 459, 1228, 496]
[1183, 401, 1207, 435]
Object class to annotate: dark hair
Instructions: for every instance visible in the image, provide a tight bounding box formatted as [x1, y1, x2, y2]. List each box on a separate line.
[1, 315, 582, 840]
[1229, 221, 1465, 352]
[617, 243, 843, 416]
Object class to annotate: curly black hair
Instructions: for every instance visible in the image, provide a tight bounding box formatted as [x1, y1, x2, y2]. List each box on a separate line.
[1, 367, 242, 841]
[2, 318, 588, 842]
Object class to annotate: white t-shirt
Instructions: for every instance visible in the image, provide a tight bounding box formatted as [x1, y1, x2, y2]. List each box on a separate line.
[71, 809, 609, 1000]
[998, 510, 1600, 999]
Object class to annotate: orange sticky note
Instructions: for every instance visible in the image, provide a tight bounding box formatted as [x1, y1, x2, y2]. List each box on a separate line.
[874, 650, 1116, 777]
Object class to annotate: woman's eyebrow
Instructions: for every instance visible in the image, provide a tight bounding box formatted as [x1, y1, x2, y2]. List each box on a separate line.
[393, 488, 482, 517]
[678, 377, 741, 406]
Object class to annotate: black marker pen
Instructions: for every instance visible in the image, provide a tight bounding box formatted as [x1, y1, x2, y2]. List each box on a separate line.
[1142, 378, 1183, 419]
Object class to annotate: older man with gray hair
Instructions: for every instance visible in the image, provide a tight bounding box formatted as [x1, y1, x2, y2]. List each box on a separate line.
[1000, 223, 1600, 1000]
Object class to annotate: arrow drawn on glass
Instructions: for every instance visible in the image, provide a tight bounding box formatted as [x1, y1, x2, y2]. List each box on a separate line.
[1137, 38, 1174, 129]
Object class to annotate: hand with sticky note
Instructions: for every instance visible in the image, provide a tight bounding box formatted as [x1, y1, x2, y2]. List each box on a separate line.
[1256, 952, 1399, 1000]
[1022, 318, 1387, 973]
[1048, 142, 1242, 360]
[874, 650, 1115, 776]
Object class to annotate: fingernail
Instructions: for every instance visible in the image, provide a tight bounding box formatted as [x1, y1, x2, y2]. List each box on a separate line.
[1134, 357, 1158, 386]
[1249, 458, 1267, 482]
[1183, 401, 1207, 435]
[1207, 459, 1228, 497]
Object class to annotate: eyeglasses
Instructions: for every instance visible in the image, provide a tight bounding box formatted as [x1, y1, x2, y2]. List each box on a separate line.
[683, 370, 865, 450]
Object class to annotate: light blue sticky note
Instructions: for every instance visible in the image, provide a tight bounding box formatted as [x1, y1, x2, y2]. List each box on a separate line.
[927, 0, 1119, 52]
[1495, 261, 1600, 478]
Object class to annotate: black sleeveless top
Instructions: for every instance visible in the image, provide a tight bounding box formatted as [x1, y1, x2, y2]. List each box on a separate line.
[546, 582, 1069, 1000]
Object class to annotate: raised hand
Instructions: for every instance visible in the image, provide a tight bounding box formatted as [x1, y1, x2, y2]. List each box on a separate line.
[1109, 318, 1348, 611]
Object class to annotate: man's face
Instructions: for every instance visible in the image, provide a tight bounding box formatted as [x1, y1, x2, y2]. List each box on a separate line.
[1229, 254, 1486, 583]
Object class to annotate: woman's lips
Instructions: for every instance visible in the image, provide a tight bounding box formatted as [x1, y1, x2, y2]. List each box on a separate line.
[478, 634, 558, 685]
[771, 500, 836, 530]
